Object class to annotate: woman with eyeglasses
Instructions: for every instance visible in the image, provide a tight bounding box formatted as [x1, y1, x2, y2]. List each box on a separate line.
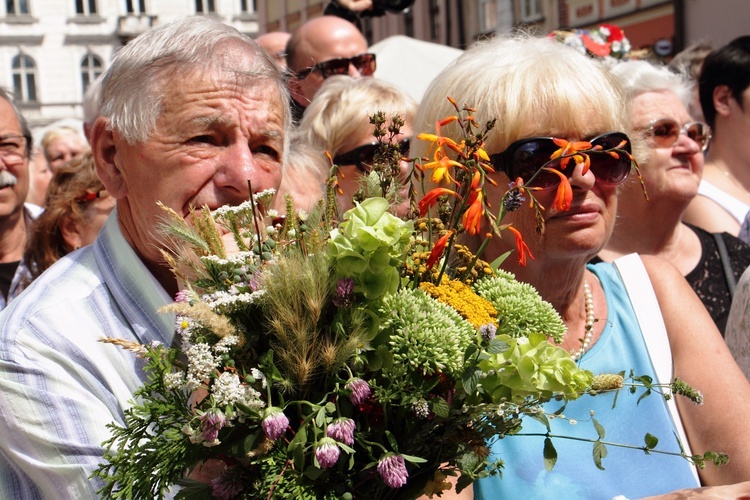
[296, 75, 416, 217]
[594, 60, 750, 336]
[411, 34, 750, 499]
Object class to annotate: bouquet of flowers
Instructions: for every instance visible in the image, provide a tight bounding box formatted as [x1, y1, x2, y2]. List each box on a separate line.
[549, 23, 644, 63]
[93, 102, 719, 499]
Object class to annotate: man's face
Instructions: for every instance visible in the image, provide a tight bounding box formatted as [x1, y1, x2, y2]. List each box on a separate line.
[109, 70, 285, 267]
[0, 99, 30, 220]
[291, 26, 369, 106]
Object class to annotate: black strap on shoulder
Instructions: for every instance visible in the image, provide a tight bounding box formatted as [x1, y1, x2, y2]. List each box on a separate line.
[713, 232, 737, 298]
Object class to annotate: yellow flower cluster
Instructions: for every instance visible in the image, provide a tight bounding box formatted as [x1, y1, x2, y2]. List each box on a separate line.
[420, 278, 497, 329]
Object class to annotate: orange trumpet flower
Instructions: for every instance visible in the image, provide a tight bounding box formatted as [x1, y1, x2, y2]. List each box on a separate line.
[426, 230, 455, 269]
[418, 188, 459, 216]
[506, 225, 534, 267]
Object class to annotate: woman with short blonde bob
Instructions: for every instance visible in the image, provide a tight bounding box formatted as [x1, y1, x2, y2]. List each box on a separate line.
[298, 75, 417, 216]
[411, 34, 750, 498]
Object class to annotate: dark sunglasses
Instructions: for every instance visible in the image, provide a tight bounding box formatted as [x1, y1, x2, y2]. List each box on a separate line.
[296, 53, 376, 80]
[641, 118, 711, 151]
[490, 132, 632, 190]
[333, 138, 411, 173]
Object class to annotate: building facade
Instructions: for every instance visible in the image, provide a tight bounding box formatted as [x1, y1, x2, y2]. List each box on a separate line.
[0, 0, 260, 128]
[0, 1, 746, 129]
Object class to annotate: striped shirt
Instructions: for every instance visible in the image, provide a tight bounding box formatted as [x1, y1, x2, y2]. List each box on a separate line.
[0, 209, 175, 499]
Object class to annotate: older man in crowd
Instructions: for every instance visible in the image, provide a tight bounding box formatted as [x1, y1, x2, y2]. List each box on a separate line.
[286, 15, 375, 122]
[0, 90, 35, 311]
[0, 16, 289, 498]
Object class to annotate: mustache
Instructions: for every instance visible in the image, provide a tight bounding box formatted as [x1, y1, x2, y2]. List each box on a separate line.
[0, 171, 17, 188]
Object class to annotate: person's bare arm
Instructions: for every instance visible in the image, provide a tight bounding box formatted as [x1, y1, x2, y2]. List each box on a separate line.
[643, 255, 750, 484]
[682, 196, 741, 236]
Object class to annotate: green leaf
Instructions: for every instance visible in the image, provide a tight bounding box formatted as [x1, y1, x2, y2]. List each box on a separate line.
[592, 417, 605, 440]
[485, 338, 510, 354]
[528, 412, 551, 431]
[644, 433, 658, 450]
[593, 441, 607, 470]
[385, 430, 399, 451]
[636, 388, 652, 405]
[543, 437, 557, 472]
[400, 453, 428, 464]
[288, 425, 308, 452]
[315, 406, 327, 427]
[489, 250, 512, 271]
[462, 368, 480, 394]
[431, 397, 450, 418]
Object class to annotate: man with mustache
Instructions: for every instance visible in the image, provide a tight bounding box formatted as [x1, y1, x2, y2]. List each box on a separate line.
[0, 16, 289, 498]
[0, 89, 34, 313]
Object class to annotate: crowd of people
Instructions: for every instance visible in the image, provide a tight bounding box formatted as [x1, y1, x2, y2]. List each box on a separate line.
[0, 10, 749, 499]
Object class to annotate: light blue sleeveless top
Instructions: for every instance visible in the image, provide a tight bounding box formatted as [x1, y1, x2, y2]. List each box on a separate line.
[474, 261, 700, 500]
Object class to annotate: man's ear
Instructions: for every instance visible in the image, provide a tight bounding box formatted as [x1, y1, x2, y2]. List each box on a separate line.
[90, 116, 127, 199]
[713, 85, 734, 118]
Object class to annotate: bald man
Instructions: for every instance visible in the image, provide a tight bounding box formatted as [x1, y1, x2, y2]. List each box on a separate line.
[256, 31, 291, 69]
[286, 16, 375, 122]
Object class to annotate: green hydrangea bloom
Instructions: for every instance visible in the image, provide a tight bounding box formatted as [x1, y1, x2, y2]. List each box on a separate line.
[328, 198, 413, 300]
[379, 287, 476, 377]
[478, 333, 594, 404]
[474, 270, 566, 343]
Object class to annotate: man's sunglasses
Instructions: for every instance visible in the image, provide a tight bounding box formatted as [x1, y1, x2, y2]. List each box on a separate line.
[490, 132, 632, 190]
[333, 138, 411, 173]
[296, 53, 376, 80]
[641, 118, 711, 152]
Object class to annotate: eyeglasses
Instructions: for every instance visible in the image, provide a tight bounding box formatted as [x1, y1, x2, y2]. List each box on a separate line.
[333, 138, 410, 173]
[296, 53, 376, 80]
[0, 134, 30, 165]
[490, 132, 632, 190]
[74, 190, 109, 203]
[641, 118, 711, 151]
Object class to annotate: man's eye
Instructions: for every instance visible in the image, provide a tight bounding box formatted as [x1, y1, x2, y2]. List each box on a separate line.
[190, 135, 216, 144]
[254, 145, 280, 159]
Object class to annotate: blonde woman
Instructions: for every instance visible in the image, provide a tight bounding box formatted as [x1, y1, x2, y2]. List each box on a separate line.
[297, 75, 417, 216]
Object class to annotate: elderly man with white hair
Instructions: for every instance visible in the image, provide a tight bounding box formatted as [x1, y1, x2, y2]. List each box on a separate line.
[0, 16, 289, 498]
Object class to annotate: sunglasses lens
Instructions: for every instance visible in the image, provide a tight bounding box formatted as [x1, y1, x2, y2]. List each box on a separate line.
[320, 58, 351, 78]
[650, 119, 680, 148]
[686, 122, 710, 150]
[353, 54, 376, 76]
[508, 140, 561, 189]
[589, 133, 631, 185]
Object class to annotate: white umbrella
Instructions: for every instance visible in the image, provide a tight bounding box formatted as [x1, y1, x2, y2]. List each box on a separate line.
[369, 35, 463, 103]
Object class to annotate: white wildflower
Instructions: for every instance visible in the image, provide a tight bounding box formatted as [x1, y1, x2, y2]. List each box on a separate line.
[163, 371, 185, 390]
[185, 343, 219, 392]
[213, 335, 239, 355]
[253, 188, 276, 202]
[250, 368, 267, 389]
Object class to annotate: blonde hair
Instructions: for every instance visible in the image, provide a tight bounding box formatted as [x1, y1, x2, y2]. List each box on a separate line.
[298, 76, 418, 157]
[40, 126, 85, 161]
[412, 34, 630, 161]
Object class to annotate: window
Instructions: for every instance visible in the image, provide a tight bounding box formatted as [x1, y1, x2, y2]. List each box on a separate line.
[521, 0, 542, 21]
[126, 0, 145, 14]
[6, 0, 30, 15]
[479, 0, 497, 32]
[12, 54, 37, 102]
[75, 0, 97, 15]
[195, 0, 214, 13]
[428, 0, 439, 40]
[239, 0, 255, 13]
[81, 52, 103, 94]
